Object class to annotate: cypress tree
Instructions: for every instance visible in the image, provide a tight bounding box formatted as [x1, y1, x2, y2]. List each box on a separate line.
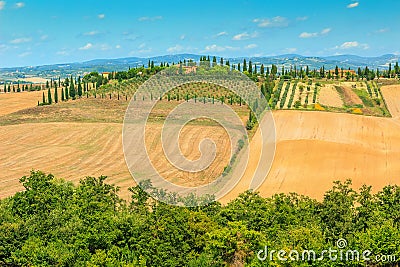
[69, 75, 76, 99]
[42, 92, 46, 104]
[48, 88, 52, 104]
[61, 88, 65, 101]
[243, 59, 247, 72]
[54, 84, 58, 103]
[65, 86, 69, 100]
[77, 76, 83, 97]
[3, 82, 6, 93]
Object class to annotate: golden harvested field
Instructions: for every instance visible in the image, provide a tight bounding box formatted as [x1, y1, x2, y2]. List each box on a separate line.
[318, 84, 343, 107]
[0, 90, 45, 116]
[1, 85, 400, 201]
[221, 108, 400, 203]
[381, 85, 400, 118]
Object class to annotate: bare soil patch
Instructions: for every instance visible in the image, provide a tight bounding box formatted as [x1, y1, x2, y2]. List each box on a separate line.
[318, 84, 343, 107]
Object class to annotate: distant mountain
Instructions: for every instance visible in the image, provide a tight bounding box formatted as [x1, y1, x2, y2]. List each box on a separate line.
[1, 54, 399, 81]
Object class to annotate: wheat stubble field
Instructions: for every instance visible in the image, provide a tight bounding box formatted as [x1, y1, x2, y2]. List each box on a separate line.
[1, 85, 400, 201]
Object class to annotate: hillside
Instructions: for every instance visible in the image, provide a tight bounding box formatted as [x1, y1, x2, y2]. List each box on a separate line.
[1, 54, 399, 81]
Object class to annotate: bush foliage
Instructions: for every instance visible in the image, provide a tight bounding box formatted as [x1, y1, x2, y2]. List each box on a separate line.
[0, 171, 399, 266]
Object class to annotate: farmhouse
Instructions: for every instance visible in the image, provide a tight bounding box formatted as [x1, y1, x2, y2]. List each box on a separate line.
[177, 64, 197, 74]
[327, 68, 356, 76]
[102, 72, 111, 79]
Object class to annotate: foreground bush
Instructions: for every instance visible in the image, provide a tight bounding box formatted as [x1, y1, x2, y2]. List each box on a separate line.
[0, 171, 399, 266]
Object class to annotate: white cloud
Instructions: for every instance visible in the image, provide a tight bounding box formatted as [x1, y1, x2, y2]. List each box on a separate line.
[180, 34, 185, 40]
[216, 31, 228, 37]
[40, 35, 48, 41]
[375, 28, 389, 33]
[299, 32, 318, 38]
[18, 51, 31, 57]
[10, 37, 32, 44]
[115, 44, 121, 49]
[15, 2, 24, 8]
[130, 47, 152, 55]
[253, 16, 289, 28]
[283, 48, 297, 54]
[334, 41, 369, 50]
[138, 16, 162, 21]
[138, 48, 152, 54]
[245, 44, 257, 49]
[98, 14, 105, 19]
[0, 1, 5, 10]
[321, 28, 331, 34]
[347, 2, 359, 8]
[100, 44, 111, 51]
[0, 44, 9, 53]
[283, 47, 297, 54]
[340, 41, 359, 49]
[167, 45, 184, 53]
[296, 16, 308, 21]
[232, 32, 258, 41]
[138, 43, 146, 49]
[56, 50, 68, 56]
[299, 28, 331, 38]
[203, 44, 238, 52]
[83, 31, 100, 36]
[79, 43, 93, 50]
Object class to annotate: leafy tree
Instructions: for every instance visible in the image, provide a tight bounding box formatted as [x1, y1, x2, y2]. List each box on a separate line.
[2, 170, 400, 266]
[320, 179, 356, 239]
[271, 64, 277, 78]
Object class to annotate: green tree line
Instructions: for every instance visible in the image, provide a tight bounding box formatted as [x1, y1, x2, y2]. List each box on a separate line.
[0, 171, 399, 266]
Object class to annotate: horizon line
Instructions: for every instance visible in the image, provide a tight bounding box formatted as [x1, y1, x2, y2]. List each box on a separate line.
[1, 52, 399, 70]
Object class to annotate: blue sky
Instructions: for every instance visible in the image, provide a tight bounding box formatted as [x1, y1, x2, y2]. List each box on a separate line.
[0, 0, 399, 67]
